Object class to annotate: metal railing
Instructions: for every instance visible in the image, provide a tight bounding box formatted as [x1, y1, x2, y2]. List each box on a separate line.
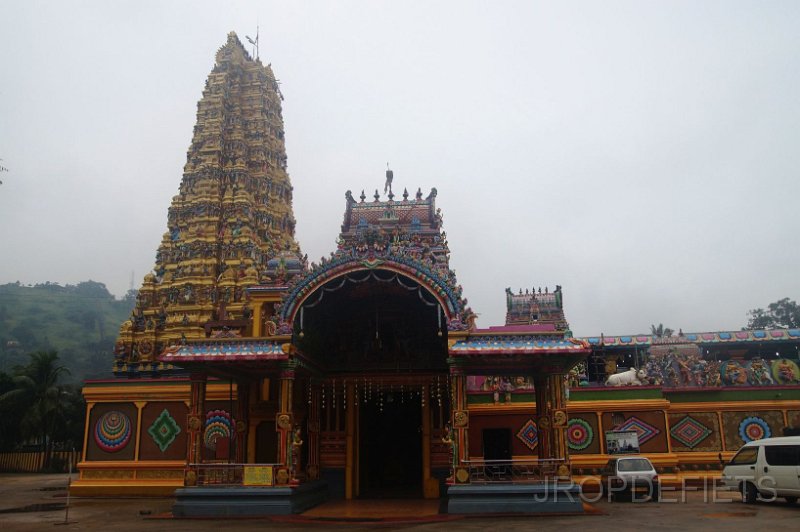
[461, 458, 566, 483]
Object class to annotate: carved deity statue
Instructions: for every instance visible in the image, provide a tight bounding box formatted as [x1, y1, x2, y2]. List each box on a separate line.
[441, 423, 458, 472]
[290, 424, 304, 481]
[384, 166, 393, 195]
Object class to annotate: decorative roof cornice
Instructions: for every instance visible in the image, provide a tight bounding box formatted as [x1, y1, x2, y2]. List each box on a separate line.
[275, 251, 471, 333]
[583, 328, 800, 347]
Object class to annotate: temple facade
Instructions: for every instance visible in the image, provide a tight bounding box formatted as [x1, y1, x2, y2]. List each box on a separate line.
[73, 33, 800, 513]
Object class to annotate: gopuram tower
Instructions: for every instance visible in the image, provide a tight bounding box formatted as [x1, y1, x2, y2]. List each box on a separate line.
[114, 32, 300, 375]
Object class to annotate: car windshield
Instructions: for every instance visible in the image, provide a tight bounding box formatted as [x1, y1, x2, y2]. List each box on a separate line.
[617, 458, 652, 472]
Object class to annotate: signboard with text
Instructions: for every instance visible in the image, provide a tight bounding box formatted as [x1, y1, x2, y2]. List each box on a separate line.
[243, 465, 273, 486]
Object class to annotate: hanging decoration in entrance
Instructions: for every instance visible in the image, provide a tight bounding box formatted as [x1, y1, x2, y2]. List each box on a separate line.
[318, 377, 451, 421]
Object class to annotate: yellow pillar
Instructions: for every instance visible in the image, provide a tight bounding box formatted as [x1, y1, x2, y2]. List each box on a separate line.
[185, 373, 207, 486]
[252, 303, 263, 337]
[236, 382, 250, 463]
[534, 374, 570, 477]
[81, 403, 95, 463]
[133, 401, 146, 461]
[449, 373, 470, 484]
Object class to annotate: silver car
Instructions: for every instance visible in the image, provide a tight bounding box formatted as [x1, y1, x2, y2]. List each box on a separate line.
[600, 456, 660, 502]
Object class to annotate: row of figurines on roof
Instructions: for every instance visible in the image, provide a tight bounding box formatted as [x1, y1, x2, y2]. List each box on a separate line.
[505, 286, 564, 311]
[592, 350, 800, 387]
[463, 357, 800, 398]
[339, 224, 449, 259]
[345, 187, 432, 204]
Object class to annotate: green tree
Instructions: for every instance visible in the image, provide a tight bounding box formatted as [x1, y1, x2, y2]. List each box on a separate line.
[0, 370, 24, 450]
[650, 323, 674, 338]
[0, 351, 74, 467]
[747, 298, 800, 329]
[74, 281, 113, 300]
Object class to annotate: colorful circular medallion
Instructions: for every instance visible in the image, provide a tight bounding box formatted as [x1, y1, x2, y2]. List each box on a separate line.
[738, 416, 771, 443]
[94, 410, 132, 452]
[567, 418, 593, 451]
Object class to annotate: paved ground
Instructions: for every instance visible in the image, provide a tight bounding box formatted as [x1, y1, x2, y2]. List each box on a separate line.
[0, 474, 798, 531]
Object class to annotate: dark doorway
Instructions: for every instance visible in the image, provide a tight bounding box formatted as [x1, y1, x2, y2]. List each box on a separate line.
[483, 428, 511, 461]
[255, 421, 278, 463]
[483, 428, 512, 480]
[359, 393, 422, 498]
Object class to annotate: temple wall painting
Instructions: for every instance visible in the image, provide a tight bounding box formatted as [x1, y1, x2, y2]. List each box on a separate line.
[721, 410, 785, 449]
[667, 412, 722, 452]
[139, 402, 188, 461]
[565, 413, 601, 455]
[85, 400, 239, 463]
[85, 402, 138, 462]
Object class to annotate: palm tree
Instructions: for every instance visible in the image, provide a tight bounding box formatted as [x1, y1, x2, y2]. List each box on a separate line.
[0, 351, 71, 469]
[650, 324, 674, 338]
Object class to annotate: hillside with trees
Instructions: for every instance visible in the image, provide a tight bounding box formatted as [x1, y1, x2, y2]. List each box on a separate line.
[0, 281, 134, 383]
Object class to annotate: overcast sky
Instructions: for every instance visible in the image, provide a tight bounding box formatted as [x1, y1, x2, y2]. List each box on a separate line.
[1, 1, 799, 336]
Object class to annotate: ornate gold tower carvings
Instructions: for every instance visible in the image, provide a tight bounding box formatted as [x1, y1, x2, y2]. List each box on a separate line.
[115, 33, 300, 374]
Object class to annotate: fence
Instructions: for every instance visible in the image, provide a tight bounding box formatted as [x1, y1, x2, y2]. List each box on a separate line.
[462, 458, 566, 483]
[0, 450, 81, 473]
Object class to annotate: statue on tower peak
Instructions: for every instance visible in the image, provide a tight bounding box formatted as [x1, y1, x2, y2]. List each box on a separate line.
[384, 163, 393, 196]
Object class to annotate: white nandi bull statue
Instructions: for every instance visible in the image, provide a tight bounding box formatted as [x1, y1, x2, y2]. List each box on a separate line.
[605, 367, 647, 386]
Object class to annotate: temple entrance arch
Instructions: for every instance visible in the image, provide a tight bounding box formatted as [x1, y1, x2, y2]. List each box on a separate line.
[293, 268, 448, 372]
[291, 267, 450, 499]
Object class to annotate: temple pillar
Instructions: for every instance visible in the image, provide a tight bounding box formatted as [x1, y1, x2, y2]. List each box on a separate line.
[534, 373, 570, 477]
[252, 303, 263, 337]
[185, 372, 207, 486]
[235, 382, 250, 463]
[275, 367, 295, 485]
[421, 384, 439, 498]
[450, 372, 470, 484]
[306, 380, 321, 481]
[345, 380, 356, 499]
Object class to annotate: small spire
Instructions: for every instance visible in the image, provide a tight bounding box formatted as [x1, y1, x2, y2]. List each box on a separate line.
[374, 189, 380, 202]
[402, 187, 409, 201]
[359, 190, 366, 202]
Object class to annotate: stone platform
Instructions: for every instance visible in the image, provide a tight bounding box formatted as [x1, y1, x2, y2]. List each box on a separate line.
[446, 483, 584, 514]
[172, 480, 328, 517]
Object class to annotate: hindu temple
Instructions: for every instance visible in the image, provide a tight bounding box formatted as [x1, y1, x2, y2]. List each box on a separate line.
[73, 33, 800, 515]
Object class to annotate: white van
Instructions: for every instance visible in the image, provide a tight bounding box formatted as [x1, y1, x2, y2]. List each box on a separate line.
[720, 436, 800, 504]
